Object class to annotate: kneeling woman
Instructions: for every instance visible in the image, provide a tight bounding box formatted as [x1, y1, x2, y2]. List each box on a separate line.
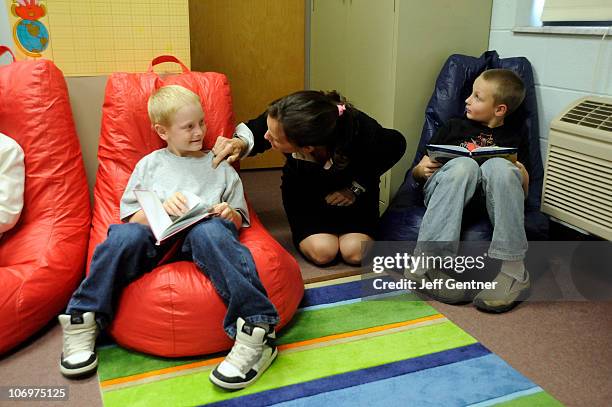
[213, 90, 406, 266]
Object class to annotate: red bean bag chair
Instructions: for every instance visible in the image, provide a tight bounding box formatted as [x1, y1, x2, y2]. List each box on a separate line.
[0, 47, 91, 354]
[89, 56, 303, 357]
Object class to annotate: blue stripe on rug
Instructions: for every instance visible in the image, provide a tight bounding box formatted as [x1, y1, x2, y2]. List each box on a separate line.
[300, 291, 409, 312]
[204, 343, 490, 407]
[299, 280, 366, 308]
[271, 354, 537, 407]
[466, 386, 543, 406]
[300, 276, 408, 309]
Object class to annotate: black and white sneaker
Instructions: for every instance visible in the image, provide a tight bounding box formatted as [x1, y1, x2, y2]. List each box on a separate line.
[210, 317, 277, 390]
[58, 312, 99, 378]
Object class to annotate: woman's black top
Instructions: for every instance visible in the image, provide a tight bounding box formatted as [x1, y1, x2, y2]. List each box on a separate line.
[244, 110, 406, 244]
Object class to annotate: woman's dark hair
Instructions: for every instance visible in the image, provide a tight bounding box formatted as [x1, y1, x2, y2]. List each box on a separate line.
[267, 90, 356, 169]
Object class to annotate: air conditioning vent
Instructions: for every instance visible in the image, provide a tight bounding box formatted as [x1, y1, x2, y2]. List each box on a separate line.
[559, 100, 612, 132]
[542, 96, 612, 240]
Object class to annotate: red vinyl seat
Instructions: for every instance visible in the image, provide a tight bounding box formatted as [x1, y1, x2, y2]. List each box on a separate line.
[89, 56, 303, 357]
[0, 49, 91, 354]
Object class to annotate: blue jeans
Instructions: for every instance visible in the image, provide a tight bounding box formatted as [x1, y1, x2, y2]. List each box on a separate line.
[415, 157, 527, 261]
[66, 218, 279, 338]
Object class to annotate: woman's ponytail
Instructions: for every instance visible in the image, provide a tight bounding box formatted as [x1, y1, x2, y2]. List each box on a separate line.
[324, 91, 356, 170]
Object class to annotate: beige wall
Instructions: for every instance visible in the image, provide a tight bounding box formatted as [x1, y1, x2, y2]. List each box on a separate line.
[65, 76, 107, 201]
[391, 0, 492, 196]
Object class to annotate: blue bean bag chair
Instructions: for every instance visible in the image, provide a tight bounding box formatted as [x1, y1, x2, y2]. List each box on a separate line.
[379, 51, 549, 242]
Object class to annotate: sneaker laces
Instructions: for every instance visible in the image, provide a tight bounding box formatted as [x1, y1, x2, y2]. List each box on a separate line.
[224, 339, 263, 376]
[63, 325, 97, 356]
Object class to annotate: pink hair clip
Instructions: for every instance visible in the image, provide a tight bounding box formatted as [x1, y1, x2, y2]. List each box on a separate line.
[337, 104, 346, 117]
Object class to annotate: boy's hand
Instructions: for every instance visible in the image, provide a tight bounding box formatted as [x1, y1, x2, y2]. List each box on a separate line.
[163, 192, 189, 217]
[212, 137, 247, 168]
[325, 188, 356, 206]
[514, 160, 530, 196]
[128, 209, 149, 225]
[413, 155, 442, 181]
[211, 202, 242, 229]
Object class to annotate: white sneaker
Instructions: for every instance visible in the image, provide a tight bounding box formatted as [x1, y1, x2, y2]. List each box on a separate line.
[209, 318, 277, 390]
[58, 312, 99, 377]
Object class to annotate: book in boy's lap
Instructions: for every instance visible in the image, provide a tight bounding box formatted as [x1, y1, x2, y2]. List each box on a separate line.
[134, 189, 213, 245]
[426, 144, 518, 164]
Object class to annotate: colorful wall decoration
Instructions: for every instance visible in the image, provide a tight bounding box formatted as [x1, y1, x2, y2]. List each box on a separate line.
[3, 0, 190, 75]
[6, 0, 52, 59]
[11, 0, 49, 57]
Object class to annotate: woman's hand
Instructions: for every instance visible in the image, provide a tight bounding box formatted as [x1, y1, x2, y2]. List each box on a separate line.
[212, 137, 247, 168]
[211, 202, 242, 229]
[413, 155, 442, 182]
[325, 188, 356, 206]
[163, 192, 189, 217]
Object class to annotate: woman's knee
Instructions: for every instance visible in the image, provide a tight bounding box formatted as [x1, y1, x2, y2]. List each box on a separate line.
[299, 234, 339, 265]
[339, 233, 372, 265]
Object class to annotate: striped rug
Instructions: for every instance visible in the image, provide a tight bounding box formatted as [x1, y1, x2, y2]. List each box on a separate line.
[97, 274, 562, 406]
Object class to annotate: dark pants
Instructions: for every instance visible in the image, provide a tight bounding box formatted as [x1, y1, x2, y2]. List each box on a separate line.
[66, 218, 279, 338]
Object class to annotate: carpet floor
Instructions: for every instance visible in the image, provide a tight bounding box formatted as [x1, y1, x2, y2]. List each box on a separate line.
[97, 275, 561, 406]
[0, 169, 610, 406]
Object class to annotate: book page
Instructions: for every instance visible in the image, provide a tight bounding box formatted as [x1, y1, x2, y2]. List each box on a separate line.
[426, 144, 470, 164]
[161, 211, 213, 242]
[134, 189, 172, 241]
[472, 146, 518, 153]
[470, 146, 518, 162]
[178, 190, 203, 217]
[134, 189, 210, 244]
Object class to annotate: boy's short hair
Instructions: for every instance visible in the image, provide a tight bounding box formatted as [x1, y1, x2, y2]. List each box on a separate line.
[480, 69, 526, 115]
[147, 85, 201, 126]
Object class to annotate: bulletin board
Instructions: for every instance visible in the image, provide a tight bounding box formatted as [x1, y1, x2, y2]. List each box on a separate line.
[5, 0, 190, 75]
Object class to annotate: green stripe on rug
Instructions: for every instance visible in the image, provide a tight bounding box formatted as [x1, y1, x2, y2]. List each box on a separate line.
[98, 295, 438, 381]
[278, 294, 437, 344]
[494, 391, 564, 406]
[102, 321, 476, 406]
[96, 347, 209, 383]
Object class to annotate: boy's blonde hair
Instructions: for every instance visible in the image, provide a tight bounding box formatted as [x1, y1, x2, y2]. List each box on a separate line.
[480, 69, 526, 115]
[147, 85, 202, 126]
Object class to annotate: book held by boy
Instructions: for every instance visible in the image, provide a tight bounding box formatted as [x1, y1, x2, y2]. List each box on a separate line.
[134, 189, 213, 245]
[426, 144, 518, 164]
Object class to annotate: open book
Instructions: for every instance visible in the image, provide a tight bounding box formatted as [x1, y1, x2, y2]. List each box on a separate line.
[426, 144, 518, 164]
[134, 189, 213, 245]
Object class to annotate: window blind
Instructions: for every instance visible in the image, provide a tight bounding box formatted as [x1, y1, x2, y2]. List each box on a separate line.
[541, 0, 612, 22]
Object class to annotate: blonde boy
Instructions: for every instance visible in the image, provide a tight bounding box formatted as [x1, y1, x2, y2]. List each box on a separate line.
[59, 85, 279, 390]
